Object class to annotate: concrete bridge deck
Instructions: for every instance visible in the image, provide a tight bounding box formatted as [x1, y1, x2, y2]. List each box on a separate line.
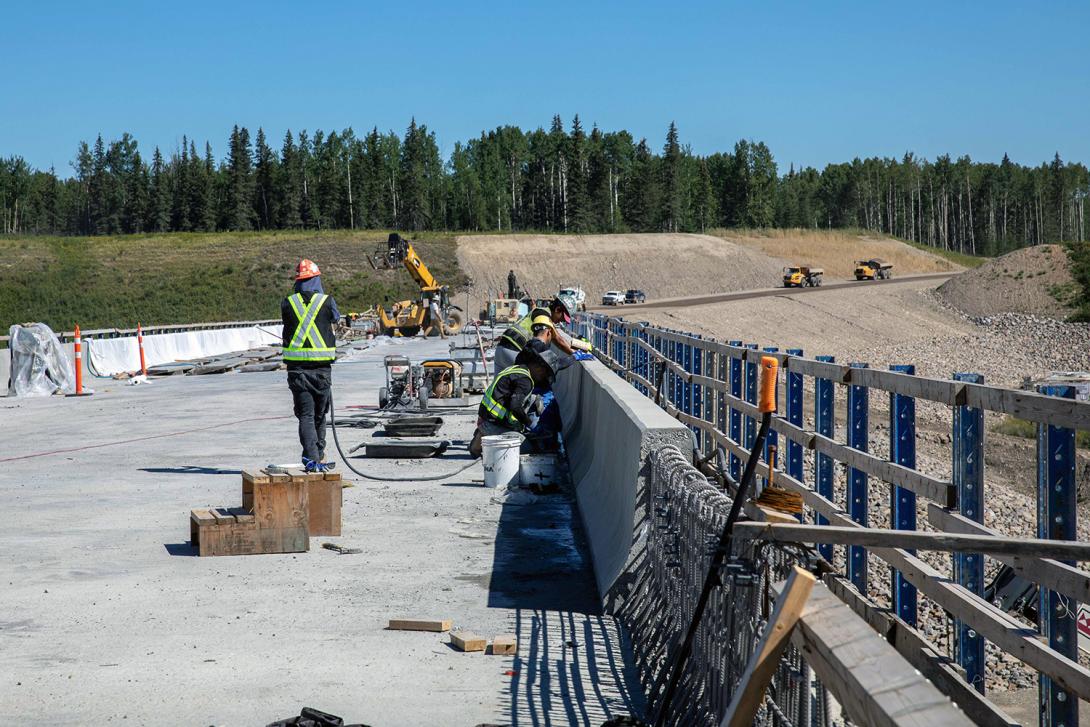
[0, 337, 644, 725]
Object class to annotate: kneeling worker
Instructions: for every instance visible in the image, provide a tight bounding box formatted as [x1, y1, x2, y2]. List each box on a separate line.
[470, 339, 570, 458]
[282, 259, 340, 473]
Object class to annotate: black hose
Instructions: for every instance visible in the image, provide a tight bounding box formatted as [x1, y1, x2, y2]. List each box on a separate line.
[327, 388, 481, 482]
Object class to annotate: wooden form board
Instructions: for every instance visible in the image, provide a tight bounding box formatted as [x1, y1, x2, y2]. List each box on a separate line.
[450, 631, 486, 652]
[307, 476, 343, 537]
[721, 566, 815, 727]
[388, 618, 452, 632]
[781, 580, 973, 727]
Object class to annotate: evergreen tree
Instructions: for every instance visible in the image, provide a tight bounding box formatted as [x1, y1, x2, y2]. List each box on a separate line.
[149, 147, 170, 232]
[661, 122, 682, 231]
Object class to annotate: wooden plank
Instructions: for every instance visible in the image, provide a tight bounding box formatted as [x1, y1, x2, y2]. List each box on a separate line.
[732, 521, 1090, 561]
[253, 477, 309, 531]
[388, 618, 452, 632]
[927, 503, 1090, 604]
[450, 631, 487, 652]
[264, 470, 291, 485]
[825, 575, 1020, 727]
[227, 506, 255, 525]
[241, 469, 271, 485]
[721, 566, 816, 727]
[962, 382, 1090, 430]
[776, 473, 1090, 699]
[194, 519, 262, 557]
[812, 432, 955, 505]
[784, 357, 850, 383]
[784, 581, 972, 727]
[210, 507, 236, 524]
[307, 478, 342, 537]
[848, 367, 965, 405]
[190, 508, 214, 549]
[492, 634, 518, 655]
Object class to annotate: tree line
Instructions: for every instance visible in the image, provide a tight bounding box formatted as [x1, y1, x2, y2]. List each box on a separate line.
[1, 116, 1087, 258]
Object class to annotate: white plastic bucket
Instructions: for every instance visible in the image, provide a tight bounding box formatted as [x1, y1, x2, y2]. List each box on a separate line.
[482, 433, 523, 488]
[519, 454, 565, 487]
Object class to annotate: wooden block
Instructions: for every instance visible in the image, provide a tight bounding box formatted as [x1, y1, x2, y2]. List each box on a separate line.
[387, 618, 452, 632]
[199, 521, 260, 556]
[451, 631, 486, 652]
[227, 506, 255, 525]
[210, 507, 237, 524]
[492, 634, 518, 655]
[242, 469, 271, 485]
[324, 471, 342, 482]
[308, 478, 343, 536]
[253, 478, 309, 532]
[265, 471, 291, 484]
[190, 508, 214, 545]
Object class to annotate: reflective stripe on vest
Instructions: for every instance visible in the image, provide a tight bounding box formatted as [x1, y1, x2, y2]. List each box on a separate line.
[482, 366, 534, 425]
[284, 293, 336, 362]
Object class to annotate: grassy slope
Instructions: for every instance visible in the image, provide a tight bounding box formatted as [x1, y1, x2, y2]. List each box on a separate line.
[0, 230, 466, 332]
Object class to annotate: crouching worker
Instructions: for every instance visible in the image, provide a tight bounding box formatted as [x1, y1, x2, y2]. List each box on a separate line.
[470, 339, 571, 458]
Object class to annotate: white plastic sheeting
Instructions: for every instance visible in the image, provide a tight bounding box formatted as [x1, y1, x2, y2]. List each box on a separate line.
[7, 323, 75, 397]
[87, 325, 283, 376]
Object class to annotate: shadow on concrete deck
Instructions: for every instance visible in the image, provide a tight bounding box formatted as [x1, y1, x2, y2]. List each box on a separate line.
[487, 493, 647, 725]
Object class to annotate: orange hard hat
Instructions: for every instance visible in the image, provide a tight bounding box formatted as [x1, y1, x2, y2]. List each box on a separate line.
[295, 259, 321, 280]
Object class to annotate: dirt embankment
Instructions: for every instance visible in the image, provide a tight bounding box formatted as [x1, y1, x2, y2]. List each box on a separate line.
[936, 244, 1075, 319]
[718, 229, 965, 278]
[455, 233, 788, 303]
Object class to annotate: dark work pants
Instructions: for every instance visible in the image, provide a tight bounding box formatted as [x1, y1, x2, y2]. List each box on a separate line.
[287, 367, 332, 462]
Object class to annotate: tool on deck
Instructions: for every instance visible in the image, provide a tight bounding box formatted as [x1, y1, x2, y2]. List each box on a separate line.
[321, 542, 362, 555]
[654, 356, 781, 727]
[754, 445, 804, 515]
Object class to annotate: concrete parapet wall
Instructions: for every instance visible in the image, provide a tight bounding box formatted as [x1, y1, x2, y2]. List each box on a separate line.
[554, 358, 692, 605]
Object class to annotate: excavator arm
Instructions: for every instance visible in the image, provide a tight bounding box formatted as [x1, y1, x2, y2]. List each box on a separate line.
[372, 233, 438, 290]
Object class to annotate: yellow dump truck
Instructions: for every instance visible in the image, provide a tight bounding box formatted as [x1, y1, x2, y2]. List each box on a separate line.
[782, 265, 824, 287]
[854, 258, 893, 280]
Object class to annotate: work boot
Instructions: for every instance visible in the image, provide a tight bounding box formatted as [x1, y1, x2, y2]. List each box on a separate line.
[302, 457, 336, 473]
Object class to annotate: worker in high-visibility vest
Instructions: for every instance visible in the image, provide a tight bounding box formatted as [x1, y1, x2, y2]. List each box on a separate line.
[493, 295, 589, 374]
[282, 259, 341, 473]
[469, 339, 572, 458]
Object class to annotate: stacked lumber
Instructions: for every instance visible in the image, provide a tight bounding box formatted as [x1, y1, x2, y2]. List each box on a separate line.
[190, 467, 343, 556]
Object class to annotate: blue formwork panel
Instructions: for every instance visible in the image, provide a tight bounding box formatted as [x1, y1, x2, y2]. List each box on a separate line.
[847, 363, 869, 593]
[889, 364, 918, 627]
[728, 341, 743, 480]
[744, 344, 758, 454]
[1038, 384, 1078, 725]
[786, 349, 804, 483]
[814, 355, 836, 562]
[952, 371, 985, 693]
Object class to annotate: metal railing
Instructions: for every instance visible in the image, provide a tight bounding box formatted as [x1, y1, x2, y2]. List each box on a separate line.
[575, 312, 1090, 726]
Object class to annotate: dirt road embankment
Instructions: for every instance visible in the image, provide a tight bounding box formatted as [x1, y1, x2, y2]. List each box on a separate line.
[456, 233, 787, 302]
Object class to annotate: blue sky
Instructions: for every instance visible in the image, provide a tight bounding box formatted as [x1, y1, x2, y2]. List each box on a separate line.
[2, 1, 1087, 175]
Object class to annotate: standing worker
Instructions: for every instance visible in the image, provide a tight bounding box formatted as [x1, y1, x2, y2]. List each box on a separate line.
[282, 259, 341, 473]
[507, 269, 518, 299]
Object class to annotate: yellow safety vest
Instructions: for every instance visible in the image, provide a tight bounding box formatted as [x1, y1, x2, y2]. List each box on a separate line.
[500, 308, 549, 350]
[482, 366, 534, 426]
[283, 293, 336, 362]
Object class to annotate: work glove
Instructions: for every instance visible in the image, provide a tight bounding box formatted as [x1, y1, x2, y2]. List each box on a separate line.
[533, 395, 546, 416]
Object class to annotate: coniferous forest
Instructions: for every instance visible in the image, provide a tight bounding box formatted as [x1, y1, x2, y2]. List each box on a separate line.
[1, 115, 1087, 258]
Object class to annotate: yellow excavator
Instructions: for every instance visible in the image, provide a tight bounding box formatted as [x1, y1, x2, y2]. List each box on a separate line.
[369, 233, 464, 337]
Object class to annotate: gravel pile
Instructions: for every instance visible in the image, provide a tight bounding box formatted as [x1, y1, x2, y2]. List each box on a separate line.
[936, 244, 1076, 319]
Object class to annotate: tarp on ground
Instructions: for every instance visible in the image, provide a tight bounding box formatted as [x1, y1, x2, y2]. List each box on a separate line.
[7, 323, 75, 397]
[87, 325, 283, 376]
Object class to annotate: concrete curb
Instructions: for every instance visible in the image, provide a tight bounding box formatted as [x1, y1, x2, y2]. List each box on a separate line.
[555, 358, 692, 607]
